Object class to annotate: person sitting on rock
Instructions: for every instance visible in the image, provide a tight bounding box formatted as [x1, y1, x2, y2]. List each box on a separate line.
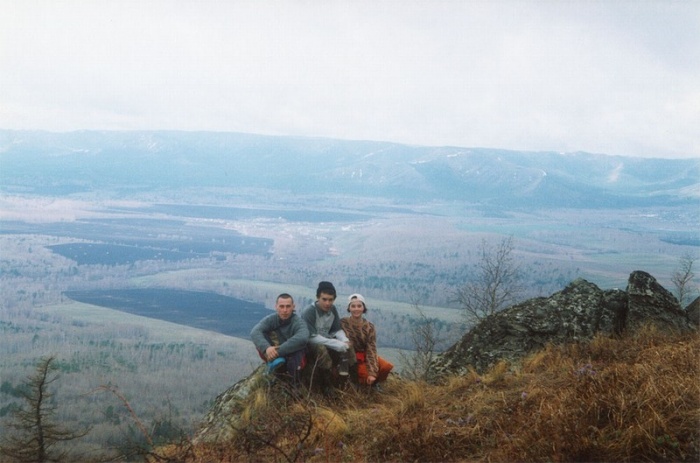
[341, 293, 394, 391]
[302, 281, 355, 396]
[250, 293, 309, 385]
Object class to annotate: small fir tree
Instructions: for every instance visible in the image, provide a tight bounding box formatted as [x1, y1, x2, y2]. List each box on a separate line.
[0, 356, 88, 463]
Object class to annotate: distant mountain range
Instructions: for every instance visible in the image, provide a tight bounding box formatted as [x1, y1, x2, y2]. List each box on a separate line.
[1, 130, 698, 208]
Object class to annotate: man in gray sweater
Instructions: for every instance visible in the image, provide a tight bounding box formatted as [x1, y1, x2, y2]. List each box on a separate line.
[251, 293, 309, 384]
[302, 281, 355, 395]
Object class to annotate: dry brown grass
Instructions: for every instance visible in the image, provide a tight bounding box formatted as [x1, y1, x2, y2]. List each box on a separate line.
[169, 325, 699, 462]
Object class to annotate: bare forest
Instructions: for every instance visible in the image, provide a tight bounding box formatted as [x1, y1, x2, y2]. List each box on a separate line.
[1, 189, 697, 457]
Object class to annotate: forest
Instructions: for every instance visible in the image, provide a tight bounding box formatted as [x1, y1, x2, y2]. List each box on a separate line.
[0, 187, 697, 458]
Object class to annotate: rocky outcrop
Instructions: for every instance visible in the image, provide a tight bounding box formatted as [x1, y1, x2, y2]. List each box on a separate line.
[194, 365, 267, 444]
[431, 271, 695, 376]
[687, 296, 700, 326]
[195, 271, 695, 445]
[626, 270, 690, 332]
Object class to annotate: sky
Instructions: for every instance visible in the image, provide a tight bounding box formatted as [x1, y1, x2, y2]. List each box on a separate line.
[1, 0, 699, 159]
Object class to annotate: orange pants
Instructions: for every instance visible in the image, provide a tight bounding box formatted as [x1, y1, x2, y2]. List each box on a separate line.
[356, 352, 394, 385]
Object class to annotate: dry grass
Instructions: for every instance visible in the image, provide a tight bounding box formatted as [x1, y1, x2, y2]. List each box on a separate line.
[164, 325, 699, 462]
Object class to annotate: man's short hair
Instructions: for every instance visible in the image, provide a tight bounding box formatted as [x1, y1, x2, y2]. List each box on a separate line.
[316, 281, 337, 298]
[276, 293, 294, 303]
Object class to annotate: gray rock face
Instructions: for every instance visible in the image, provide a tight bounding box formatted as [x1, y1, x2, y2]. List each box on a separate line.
[626, 270, 688, 331]
[194, 365, 266, 444]
[687, 296, 700, 326]
[431, 271, 695, 376]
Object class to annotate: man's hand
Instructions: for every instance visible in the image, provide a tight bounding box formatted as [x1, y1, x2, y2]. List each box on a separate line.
[367, 375, 377, 385]
[265, 345, 279, 360]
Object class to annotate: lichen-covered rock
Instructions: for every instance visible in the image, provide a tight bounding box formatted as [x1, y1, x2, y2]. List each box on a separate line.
[193, 365, 266, 444]
[626, 270, 689, 332]
[431, 271, 695, 376]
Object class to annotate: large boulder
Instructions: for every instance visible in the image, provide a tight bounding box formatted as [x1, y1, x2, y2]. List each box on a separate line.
[431, 271, 695, 376]
[626, 270, 688, 331]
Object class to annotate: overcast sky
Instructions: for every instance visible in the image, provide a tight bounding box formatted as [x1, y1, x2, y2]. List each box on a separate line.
[1, 0, 699, 158]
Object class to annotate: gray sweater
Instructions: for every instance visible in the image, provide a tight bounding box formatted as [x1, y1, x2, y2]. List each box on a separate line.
[250, 312, 309, 357]
[301, 302, 349, 349]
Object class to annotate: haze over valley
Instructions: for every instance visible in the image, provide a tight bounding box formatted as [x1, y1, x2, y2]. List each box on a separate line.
[1, 130, 698, 454]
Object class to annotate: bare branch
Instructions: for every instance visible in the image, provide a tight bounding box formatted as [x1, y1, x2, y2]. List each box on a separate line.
[399, 301, 441, 382]
[455, 236, 523, 324]
[672, 252, 697, 307]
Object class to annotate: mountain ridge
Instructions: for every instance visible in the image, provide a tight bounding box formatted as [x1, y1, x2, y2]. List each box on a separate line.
[1, 129, 698, 208]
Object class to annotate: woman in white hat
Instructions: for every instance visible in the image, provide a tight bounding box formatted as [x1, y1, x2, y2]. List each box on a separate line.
[341, 293, 394, 390]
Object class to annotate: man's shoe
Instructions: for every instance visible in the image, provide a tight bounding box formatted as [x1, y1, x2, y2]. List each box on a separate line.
[266, 357, 286, 374]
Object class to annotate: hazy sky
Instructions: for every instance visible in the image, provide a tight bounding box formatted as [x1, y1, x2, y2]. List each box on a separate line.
[2, 1, 699, 158]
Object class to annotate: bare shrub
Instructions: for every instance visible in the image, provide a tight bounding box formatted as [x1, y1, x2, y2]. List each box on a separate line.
[672, 252, 697, 307]
[398, 303, 442, 382]
[455, 236, 524, 324]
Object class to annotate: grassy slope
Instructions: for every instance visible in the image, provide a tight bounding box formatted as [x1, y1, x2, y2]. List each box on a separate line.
[168, 325, 699, 463]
